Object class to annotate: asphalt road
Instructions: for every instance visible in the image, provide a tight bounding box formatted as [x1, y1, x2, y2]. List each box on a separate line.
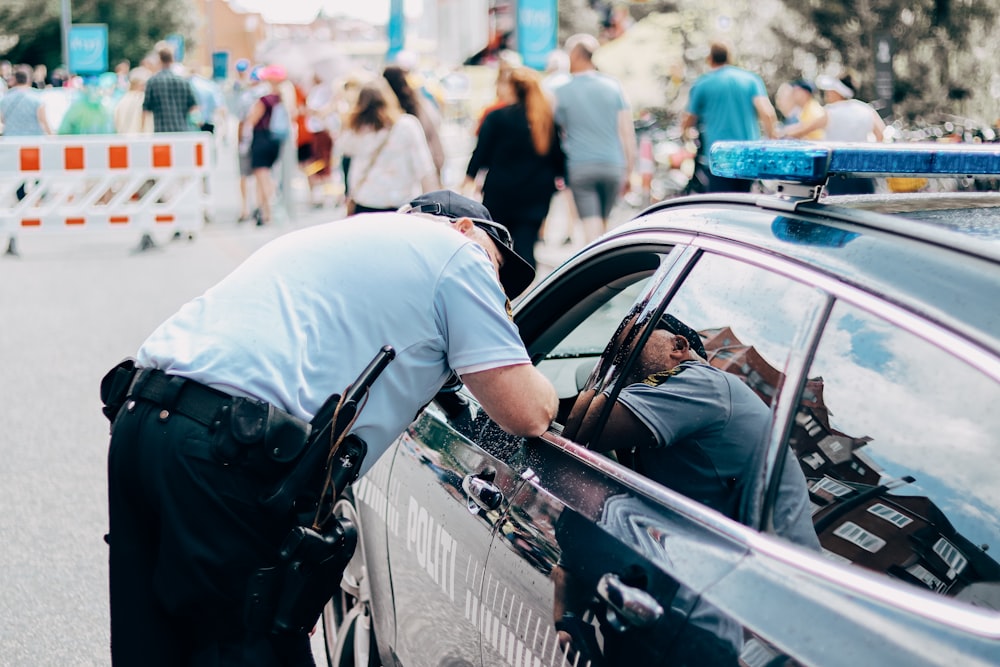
[0, 127, 357, 664]
[0, 217, 304, 665]
[0, 119, 628, 664]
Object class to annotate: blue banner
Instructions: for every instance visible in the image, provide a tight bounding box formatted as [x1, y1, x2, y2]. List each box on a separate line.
[68, 24, 108, 75]
[516, 0, 557, 70]
[212, 51, 229, 81]
[387, 0, 405, 62]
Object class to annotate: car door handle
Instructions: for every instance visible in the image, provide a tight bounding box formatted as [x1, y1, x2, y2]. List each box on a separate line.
[462, 468, 503, 513]
[596, 573, 663, 630]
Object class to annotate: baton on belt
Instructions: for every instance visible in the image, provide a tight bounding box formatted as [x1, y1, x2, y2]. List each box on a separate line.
[259, 345, 395, 520]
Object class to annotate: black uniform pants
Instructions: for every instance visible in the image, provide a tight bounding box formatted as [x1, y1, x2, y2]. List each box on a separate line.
[107, 398, 314, 666]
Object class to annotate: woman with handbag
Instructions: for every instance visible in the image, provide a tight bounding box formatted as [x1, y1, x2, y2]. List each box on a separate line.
[337, 80, 439, 214]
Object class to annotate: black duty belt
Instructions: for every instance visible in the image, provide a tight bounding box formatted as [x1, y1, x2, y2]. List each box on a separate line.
[128, 368, 234, 427]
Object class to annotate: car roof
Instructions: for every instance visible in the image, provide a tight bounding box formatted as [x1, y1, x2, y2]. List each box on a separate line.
[624, 191, 1000, 355]
[834, 192, 1000, 242]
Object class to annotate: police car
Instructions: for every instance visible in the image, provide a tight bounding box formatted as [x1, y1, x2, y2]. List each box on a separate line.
[322, 142, 1000, 667]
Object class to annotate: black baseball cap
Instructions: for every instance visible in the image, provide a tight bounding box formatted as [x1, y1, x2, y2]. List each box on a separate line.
[405, 190, 536, 298]
[657, 313, 707, 359]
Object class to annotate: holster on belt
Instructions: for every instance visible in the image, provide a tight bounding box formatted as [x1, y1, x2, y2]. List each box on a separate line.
[245, 518, 359, 635]
[246, 345, 395, 637]
[99, 358, 137, 423]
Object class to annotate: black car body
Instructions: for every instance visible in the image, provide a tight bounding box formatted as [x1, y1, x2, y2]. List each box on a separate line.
[323, 142, 1000, 667]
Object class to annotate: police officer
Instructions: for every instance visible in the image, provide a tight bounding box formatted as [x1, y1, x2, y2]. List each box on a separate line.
[102, 190, 558, 665]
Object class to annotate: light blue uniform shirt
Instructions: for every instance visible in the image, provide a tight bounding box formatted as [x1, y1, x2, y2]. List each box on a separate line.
[137, 213, 530, 476]
[554, 71, 628, 170]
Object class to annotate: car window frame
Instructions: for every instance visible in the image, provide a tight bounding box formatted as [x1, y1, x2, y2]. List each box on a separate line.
[527, 235, 1000, 648]
[517, 235, 692, 363]
[432, 236, 687, 472]
[554, 244, 701, 440]
[571, 240, 830, 531]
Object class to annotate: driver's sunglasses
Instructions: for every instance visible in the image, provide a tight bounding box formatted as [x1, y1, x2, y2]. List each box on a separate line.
[402, 202, 514, 250]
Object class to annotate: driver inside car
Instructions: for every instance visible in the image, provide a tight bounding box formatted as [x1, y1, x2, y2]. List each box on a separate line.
[570, 313, 819, 548]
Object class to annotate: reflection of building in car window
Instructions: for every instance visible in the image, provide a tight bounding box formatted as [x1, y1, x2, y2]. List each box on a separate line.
[713, 316, 1000, 602]
[701, 325, 784, 405]
[793, 306, 1000, 607]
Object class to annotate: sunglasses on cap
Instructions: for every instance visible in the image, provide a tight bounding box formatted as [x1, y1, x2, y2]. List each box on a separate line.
[402, 202, 515, 250]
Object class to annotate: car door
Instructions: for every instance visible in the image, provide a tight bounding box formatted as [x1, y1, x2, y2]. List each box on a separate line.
[474, 241, 676, 666]
[383, 386, 512, 667]
[481, 243, 833, 666]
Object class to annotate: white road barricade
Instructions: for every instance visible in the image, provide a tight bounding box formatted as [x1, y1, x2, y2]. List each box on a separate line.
[0, 132, 210, 253]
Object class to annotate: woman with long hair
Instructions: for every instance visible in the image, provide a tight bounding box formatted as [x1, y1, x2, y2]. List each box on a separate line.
[382, 65, 445, 181]
[464, 66, 566, 268]
[337, 79, 438, 213]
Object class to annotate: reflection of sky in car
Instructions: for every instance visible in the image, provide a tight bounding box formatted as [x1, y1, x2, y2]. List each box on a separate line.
[664, 257, 819, 372]
[838, 312, 893, 373]
[812, 309, 1000, 550]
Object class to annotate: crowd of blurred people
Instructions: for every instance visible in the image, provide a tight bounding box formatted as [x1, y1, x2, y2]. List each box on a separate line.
[0, 43, 449, 228]
[0, 18, 924, 256]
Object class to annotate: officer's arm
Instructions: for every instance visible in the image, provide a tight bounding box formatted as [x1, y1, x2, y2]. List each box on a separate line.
[573, 390, 654, 453]
[462, 363, 558, 437]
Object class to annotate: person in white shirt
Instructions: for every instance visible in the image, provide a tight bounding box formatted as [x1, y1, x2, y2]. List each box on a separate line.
[813, 73, 886, 194]
[337, 80, 439, 213]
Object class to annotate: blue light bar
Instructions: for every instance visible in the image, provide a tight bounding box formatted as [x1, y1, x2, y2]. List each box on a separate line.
[710, 142, 830, 183]
[710, 140, 1000, 183]
[828, 142, 1000, 176]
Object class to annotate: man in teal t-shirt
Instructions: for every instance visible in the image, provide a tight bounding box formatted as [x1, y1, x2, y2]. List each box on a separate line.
[682, 42, 777, 193]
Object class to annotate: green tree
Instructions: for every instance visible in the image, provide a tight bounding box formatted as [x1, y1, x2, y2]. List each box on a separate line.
[774, 0, 1000, 123]
[0, 0, 194, 74]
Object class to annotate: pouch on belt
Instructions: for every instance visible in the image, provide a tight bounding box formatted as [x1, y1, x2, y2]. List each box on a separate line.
[213, 397, 312, 470]
[99, 358, 138, 423]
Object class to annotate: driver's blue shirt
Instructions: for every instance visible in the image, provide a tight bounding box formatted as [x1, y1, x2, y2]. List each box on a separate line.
[617, 360, 819, 549]
[137, 213, 530, 476]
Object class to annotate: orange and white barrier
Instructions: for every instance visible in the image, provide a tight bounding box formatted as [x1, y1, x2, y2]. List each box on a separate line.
[1, 133, 210, 251]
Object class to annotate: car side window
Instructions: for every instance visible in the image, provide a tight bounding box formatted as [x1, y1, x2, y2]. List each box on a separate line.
[791, 300, 1000, 606]
[577, 252, 826, 535]
[470, 249, 667, 464]
[537, 277, 650, 411]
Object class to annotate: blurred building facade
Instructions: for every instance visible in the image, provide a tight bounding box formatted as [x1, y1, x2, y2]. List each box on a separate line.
[184, 0, 493, 79]
[190, 0, 267, 76]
